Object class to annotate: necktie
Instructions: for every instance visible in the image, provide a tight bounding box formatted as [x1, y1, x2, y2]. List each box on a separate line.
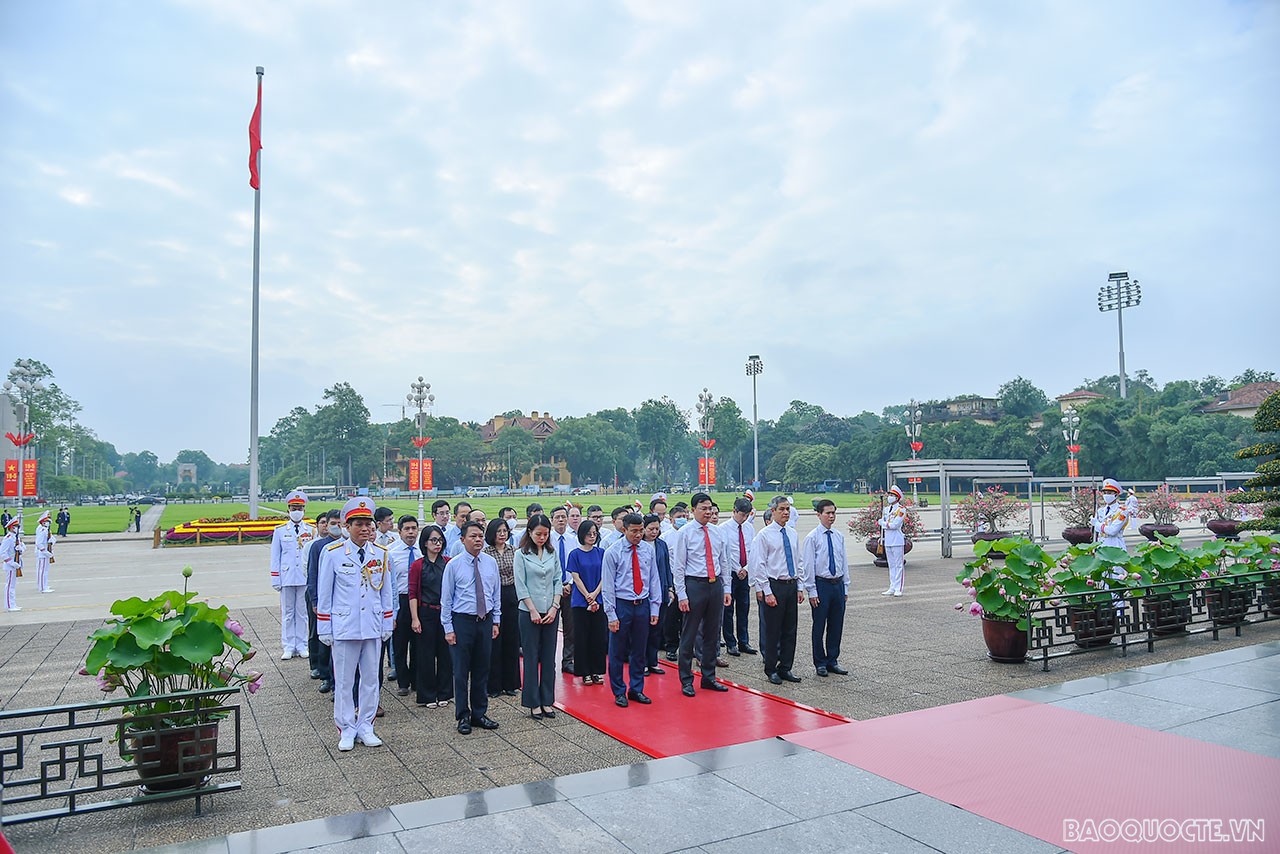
[825, 529, 837, 576]
[780, 530, 795, 577]
[738, 525, 747, 568]
[558, 535, 566, 573]
[703, 526, 716, 582]
[409, 546, 417, 564]
[358, 546, 365, 564]
[473, 556, 487, 617]
[294, 523, 300, 536]
[631, 544, 642, 595]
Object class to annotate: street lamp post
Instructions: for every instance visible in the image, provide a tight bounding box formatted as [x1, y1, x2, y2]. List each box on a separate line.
[406, 377, 434, 521]
[696, 387, 715, 492]
[745, 355, 763, 488]
[1063, 407, 1081, 491]
[1098, 272, 1142, 399]
[4, 360, 45, 517]
[904, 400, 923, 504]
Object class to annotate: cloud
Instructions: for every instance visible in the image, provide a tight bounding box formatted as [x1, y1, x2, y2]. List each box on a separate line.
[58, 187, 94, 206]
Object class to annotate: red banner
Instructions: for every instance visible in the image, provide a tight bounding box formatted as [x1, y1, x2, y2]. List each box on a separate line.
[422, 459, 433, 491]
[408, 459, 420, 492]
[248, 77, 262, 189]
[1067, 458, 1079, 478]
[21, 459, 36, 497]
[697, 458, 717, 487]
[2, 460, 16, 497]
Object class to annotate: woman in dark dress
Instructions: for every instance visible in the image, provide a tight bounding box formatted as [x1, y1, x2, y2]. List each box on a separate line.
[567, 520, 607, 685]
[484, 518, 521, 697]
[408, 524, 453, 708]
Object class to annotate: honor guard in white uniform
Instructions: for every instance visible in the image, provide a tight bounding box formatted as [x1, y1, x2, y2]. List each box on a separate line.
[317, 497, 394, 751]
[3, 515, 24, 611]
[271, 490, 315, 659]
[879, 485, 908, 596]
[1092, 478, 1131, 550]
[35, 510, 56, 593]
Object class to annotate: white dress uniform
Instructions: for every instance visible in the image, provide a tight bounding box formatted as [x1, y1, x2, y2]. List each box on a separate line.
[2, 520, 24, 611]
[271, 490, 315, 659]
[317, 498, 394, 749]
[1092, 479, 1131, 551]
[35, 513, 56, 593]
[879, 486, 908, 596]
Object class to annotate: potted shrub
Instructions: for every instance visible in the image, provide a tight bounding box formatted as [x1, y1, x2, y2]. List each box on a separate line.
[954, 537, 1053, 663]
[1193, 493, 1261, 540]
[1056, 488, 1099, 546]
[82, 567, 261, 792]
[1049, 544, 1136, 648]
[847, 496, 922, 567]
[955, 486, 1026, 558]
[1136, 485, 1189, 541]
[1232, 535, 1280, 616]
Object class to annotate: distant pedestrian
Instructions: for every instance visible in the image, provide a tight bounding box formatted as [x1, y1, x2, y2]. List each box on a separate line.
[132, 506, 142, 532]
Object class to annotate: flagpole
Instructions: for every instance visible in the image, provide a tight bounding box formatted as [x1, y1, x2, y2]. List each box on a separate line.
[248, 66, 264, 520]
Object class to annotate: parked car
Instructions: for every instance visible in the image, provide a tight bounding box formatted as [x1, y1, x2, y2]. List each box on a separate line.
[466, 486, 492, 498]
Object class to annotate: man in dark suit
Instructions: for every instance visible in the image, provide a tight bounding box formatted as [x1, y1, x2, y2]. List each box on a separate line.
[643, 513, 672, 675]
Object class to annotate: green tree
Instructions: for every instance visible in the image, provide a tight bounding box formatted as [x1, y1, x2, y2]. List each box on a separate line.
[784, 444, 835, 487]
[545, 417, 633, 484]
[997, 377, 1050, 418]
[634, 397, 688, 485]
[429, 432, 485, 488]
[1232, 390, 1279, 531]
[491, 426, 540, 484]
[1231, 369, 1276, 387]
[708, 397, 750, 478]
[311, 383, 379, 485]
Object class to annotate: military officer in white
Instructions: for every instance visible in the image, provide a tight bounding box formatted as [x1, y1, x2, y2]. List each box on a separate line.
[1093, 478, 1131, 550]
[35, 510, 56, 593]
[879, 485, 908, 596]
[2, 515, 24, 611]
[271, 490, 315, 660]
[317, 497, 394, 751]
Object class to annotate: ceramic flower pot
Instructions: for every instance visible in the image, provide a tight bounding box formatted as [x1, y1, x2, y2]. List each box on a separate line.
[1138, 523, 1180, 542]
[1143, 592, 1191, 636]
[1204, 583, 1255, 627]
[1206, 519, 1240, 540]
[865, 537, 912, 568]
[980, 616, 1027, 663]
[1067, 603, 1118, 648]
[1061, 527, 1094, 546]
[124, 722, 219, 793]
[971, 531, 1010, 559]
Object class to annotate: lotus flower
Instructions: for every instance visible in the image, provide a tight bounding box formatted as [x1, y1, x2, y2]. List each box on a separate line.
[1085, 579, 1095, 587]
[961, 578, 972, 588]
[954, 602, 965, 610]
[182, 565, 194, 578]
[241, 648, 256, 662]
[225, 618, 245, 638]
[247, 675, 264, 695]
[967, 602, 984, 617]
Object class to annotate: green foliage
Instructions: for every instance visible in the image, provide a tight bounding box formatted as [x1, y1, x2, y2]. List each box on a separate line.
[997, 377, 1050, 418]
[1230, 390, 1279, 532]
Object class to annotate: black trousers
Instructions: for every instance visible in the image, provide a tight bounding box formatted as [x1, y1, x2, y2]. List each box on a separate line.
[647, 595, 671, 668]
[663, 591, 683, 653]
[450, 615, 492, 720]
[559, 590, 575, 669]
[811, 577, 847, 668]
[722, 572, 752, 649]
[761, 578, 799, 676]
[678, 577, 724, 686]
[307, 593, 321, 663]
[519, 611, 558, 710]
[489, 585, 521, 693]
[393, 594, 414, 691]
[414, 605, 452, 704]
[572, 606, 608, 677]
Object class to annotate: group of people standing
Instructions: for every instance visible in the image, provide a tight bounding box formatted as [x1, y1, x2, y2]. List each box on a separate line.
[2, 509, 57, 611]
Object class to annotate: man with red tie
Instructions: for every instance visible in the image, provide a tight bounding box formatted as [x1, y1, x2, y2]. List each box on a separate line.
[719, 497, 757, 656]
[671, 493, 733, 696]
[601, 513, 661, 707]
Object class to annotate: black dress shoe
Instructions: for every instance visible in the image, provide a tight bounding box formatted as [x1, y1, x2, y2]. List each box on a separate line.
[647, 665, 665, 675]
[502, 689, 519, 697]
[701, 679, 729, 692]
[542, 708, 556, 719]
[816, 667, 828, 677]
[664, 651, 678, 662]
[828, 665, 849, 675]
[627, 691, 652, 704]
[457, 719, 472, 735]
[387, 671, 398, 682]
[615, 695, 629, 708]
[318, 680, 333, 694]
[310, 668, 324, 679]
[768, 672, 783, 685]
[681, 684, 696, 697]
[396, 687, 411, 696]
[471, 715, 500, 730]
[726, 646, 741, 657]
[739, 645, 758, 655]
[780, 671, 802, 683]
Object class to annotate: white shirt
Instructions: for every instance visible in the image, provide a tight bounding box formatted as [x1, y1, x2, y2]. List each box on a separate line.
[718, 518, 756, 574]
[802, 523, 849, 597]
[670, 520, 732, 601]
[549, 528, 579, 582]
[749, 522, 805, 598]
[387, 537, 419, 600]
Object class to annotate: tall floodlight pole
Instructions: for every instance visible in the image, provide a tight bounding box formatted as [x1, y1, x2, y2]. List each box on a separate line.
[1098, 272, 1141, 399]
[4, 361, 45, 516]
[1063, 407, 1081, 491]
[696, 388, 715, 491]
[407, 378, 434, 521]
[746, 355, 763, 488]
[904, 400, 923, 504]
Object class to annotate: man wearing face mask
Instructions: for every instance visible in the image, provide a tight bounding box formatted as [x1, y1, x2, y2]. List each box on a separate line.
[309, 510, 342, 692]
[271, 490, 315, 660]
[878, 485, 907, 597]
[1093, 479, 1131, 550]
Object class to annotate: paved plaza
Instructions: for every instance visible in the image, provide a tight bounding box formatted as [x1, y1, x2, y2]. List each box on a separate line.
[2, 518, 1278, 852]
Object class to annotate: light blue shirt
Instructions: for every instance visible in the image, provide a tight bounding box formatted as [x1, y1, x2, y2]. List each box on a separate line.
[801, 523, 849, 597]
[602, 538, 661, 622]
[440, 549, 502, 634]
[749, 522, 804, 599]
[513, 547, 560, 614]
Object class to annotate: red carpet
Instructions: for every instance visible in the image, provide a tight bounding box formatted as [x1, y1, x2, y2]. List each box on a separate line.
[786, 696, 1280, 854]
[553, 664, 849, 759]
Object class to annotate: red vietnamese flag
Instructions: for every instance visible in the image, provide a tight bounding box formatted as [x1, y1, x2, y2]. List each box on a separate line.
[248, 77, 262, 189]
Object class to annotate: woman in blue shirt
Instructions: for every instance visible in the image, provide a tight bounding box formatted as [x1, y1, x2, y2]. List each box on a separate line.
[513, 513, 559, 719]
[567, 520, 607, 686]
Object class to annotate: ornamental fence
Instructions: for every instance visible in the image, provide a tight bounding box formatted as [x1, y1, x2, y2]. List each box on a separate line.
[1025, 567, 1280, 672]
[0, 688, 241, 824]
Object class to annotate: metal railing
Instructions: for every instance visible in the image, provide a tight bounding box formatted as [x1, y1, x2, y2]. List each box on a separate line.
[1025, 569, 1280, 671]
[0, 688, 241, 824]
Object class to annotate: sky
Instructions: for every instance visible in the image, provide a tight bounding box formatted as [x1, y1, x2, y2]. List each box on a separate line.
[2, 0, 1278, 463]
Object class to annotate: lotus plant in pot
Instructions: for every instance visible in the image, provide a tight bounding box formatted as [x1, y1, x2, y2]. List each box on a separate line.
[1049, 544, 1137, 648]
[955, 537, 1053, 663]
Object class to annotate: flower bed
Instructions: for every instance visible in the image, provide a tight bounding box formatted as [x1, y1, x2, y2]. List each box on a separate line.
[163, 514, 303, 546]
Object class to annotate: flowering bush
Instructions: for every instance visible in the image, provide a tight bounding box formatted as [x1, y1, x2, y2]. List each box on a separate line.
[1136, 485, 1190, 527]
[847, 495, 923, 539]
[1193, 493, 1261, 522]
[954, 537, 1055, 630]
[1056, 488, 1100, 529]
[82, 567, 260, 731]
[954, 486, 1026, 533]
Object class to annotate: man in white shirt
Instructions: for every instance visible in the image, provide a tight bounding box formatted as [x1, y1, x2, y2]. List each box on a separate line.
[549, 506, 579, 673]
[803, 499, 849, 677]
[446, 508, 487, 558]
[750, 496, 805, 686]
[444, 501, 471, 553]
[719, 497, 757, 656]
[388, 514, 420, 697]
[671, 493, 733, 695]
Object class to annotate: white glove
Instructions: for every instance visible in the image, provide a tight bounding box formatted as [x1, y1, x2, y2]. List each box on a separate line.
[381, 631, 392, 642]
[319, 635, 332, 647]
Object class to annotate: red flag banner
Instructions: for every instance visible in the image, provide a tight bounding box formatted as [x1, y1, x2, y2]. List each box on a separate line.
[697, 458, 708, 486]
[2, 460, 17, 497]
[21, 459, 36, 497]
[408, 459, 420, 492]
[423, 459, 434, 491]
[248, 77, 262, 189]
[708, 458, 717, 486]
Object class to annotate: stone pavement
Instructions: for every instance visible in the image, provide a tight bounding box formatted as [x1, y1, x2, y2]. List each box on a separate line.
[2, 532, 1277, 852]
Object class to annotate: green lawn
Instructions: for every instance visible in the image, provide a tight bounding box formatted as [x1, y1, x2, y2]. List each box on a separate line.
[51, 505, 138, 535]
[158, 502, 279, 530]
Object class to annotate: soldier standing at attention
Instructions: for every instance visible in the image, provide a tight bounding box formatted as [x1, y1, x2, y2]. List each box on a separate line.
[878, 486, 907, 597]
[35, 510, 56, 593]
[2, 515, 23, 611]
[271, 490, 314, 660]
[317, 497, 394, 751]
[1093, 479, 1131, 551]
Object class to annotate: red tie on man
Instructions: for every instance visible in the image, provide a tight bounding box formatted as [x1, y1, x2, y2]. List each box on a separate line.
[631, 544, 642, 595]
[738, 525, 747, 568]
[703, 525, 716, 582]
